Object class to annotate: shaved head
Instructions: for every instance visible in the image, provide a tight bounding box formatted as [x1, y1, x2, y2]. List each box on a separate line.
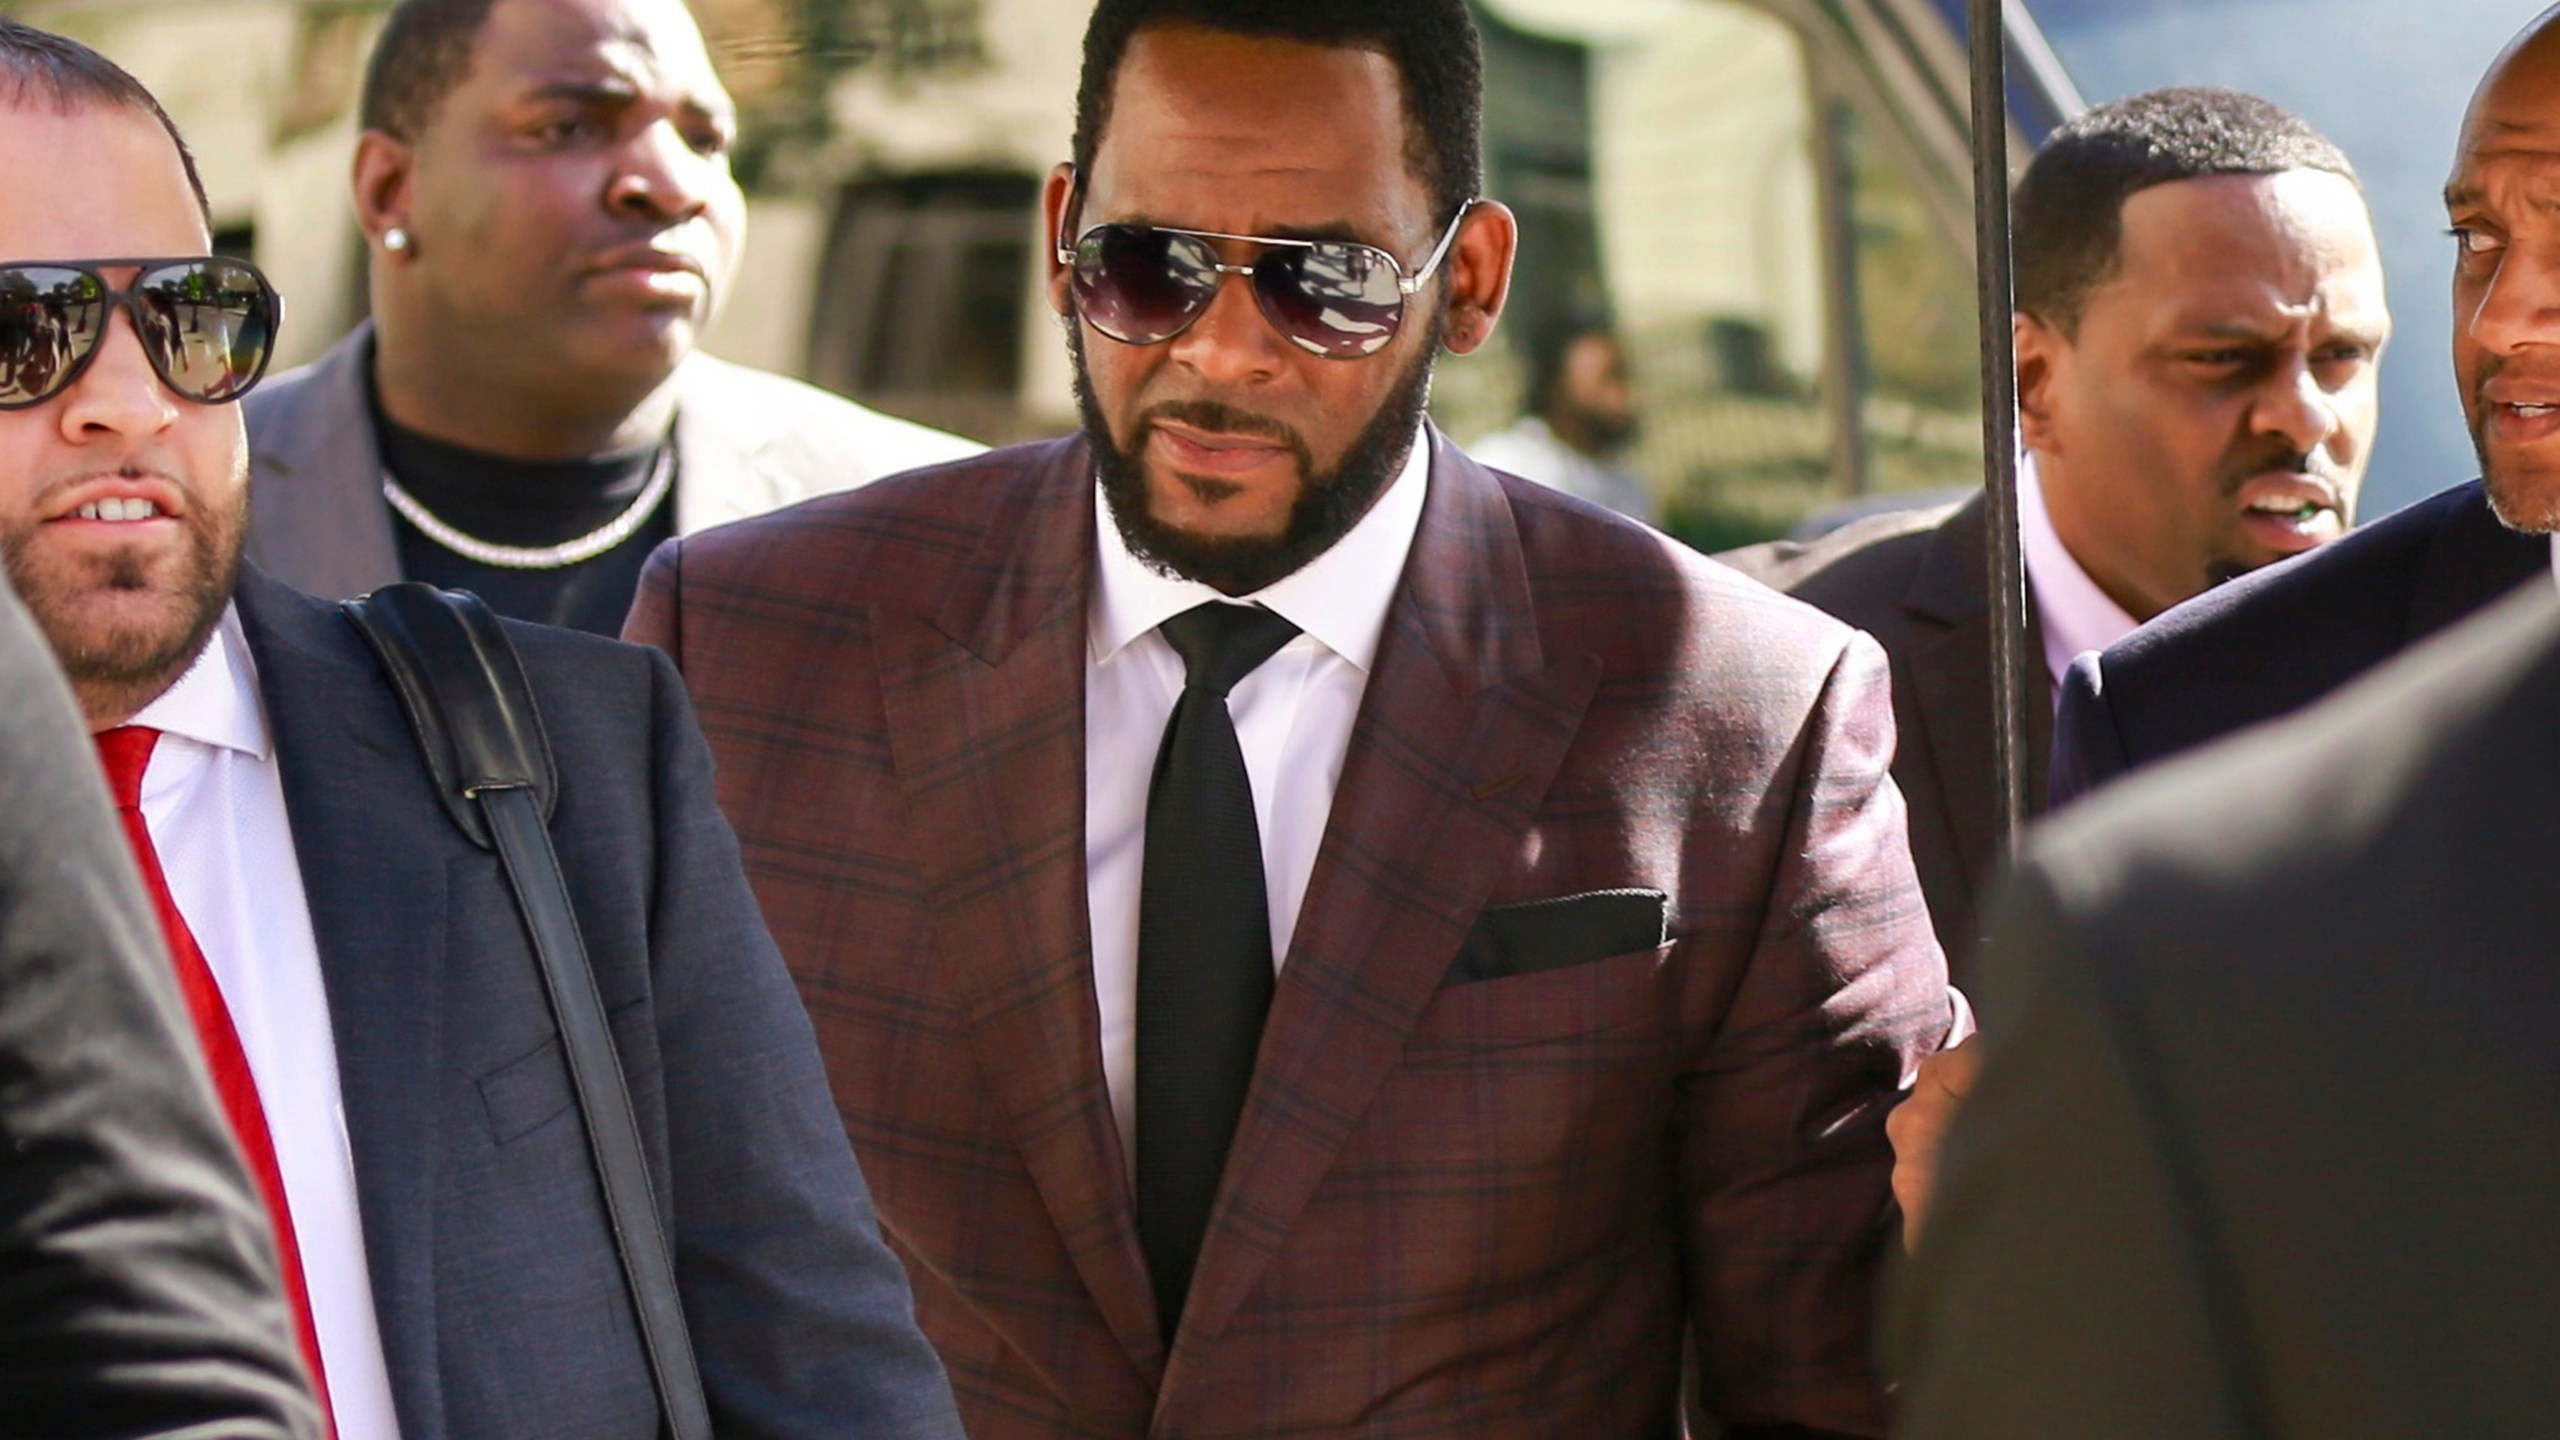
[2445, 3, 2560, 531]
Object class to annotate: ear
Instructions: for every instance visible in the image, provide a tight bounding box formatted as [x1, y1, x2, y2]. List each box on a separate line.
[1440, 199, 1517, 356]
[352, 129, 417, 259]
[2013, 310, 2068, 456]
[1041, 162, 1079, 318]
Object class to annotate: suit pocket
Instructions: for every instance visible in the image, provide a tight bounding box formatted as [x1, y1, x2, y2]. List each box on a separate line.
[473, 997, 648, 1145]
[1446, 887, 1670, 985]
[1406, 941, 1673, 1055]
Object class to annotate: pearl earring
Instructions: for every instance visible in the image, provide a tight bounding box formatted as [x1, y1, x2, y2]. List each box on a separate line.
[383, 226, 410, 254]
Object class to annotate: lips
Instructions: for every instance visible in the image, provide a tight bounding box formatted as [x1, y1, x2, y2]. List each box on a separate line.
[1151, 421, 1291, 477]
[46, 473, 184, 526]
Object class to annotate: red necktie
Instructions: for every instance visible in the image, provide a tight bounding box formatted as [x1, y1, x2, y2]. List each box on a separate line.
[95, 725, 336, 1434]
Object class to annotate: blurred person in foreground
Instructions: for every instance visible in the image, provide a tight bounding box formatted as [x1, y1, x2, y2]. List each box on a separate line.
[1726, 88, 2387, 967]
[1471, 320, 1652, 521]
[0, 571, 318, 1437]
[628, 1, 1957, 1435]
[0, 17, 961, 1436]
[242, 0, 978, 635]
[1899, 578, 2560, 1439]
[2054, 12, 2560, 802]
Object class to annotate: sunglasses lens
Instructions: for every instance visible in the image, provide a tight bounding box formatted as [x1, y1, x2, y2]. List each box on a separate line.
[0, 267, 103, 407]
[135, 260, 275, 403]
[1074, 225, 1218, 346]
[1254, 241, 1403, 357]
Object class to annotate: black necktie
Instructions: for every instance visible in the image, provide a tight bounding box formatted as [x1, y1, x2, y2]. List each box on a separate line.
[1135, 600, 1303, 1338]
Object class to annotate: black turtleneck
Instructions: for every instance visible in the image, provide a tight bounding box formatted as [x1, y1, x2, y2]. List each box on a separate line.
[373, 397, 676, 637]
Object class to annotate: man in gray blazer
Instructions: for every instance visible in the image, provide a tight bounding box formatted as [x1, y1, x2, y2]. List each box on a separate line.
[0, 569, 321, 1440]
[245, 0, 980, 634]
[1899, 580, 2560, 1440]
[1723, 89, 2387, 967]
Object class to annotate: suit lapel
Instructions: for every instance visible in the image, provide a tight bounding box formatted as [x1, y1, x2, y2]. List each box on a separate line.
[1899, 497, 2051, 903]
[869, 440, 1165, 1381]
[235, 570, 454, 1440]
[244, 325, 403, 600]
[670, 357, 775, 535]
[1164, 436, 1601, 1374]
[2409, 481, 2550, 640]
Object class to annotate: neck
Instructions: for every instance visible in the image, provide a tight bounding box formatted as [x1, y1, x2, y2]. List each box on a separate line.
[2032, 450, 2166, 622]
[371, 325, 681, 462]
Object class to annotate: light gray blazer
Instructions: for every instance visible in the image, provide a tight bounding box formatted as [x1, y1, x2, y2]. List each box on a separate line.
[244, 322, 985, 601]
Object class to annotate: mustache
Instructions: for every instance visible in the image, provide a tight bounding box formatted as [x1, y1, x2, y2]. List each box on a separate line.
[1136, 400, 1304, 451]
[2216, 442, 2343, 497]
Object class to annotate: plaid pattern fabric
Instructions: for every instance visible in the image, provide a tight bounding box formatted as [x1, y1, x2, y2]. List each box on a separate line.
[628, 432, 1950, 1439]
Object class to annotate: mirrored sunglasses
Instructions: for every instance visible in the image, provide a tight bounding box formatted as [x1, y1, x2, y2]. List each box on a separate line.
[1059, 200, 1474, 359]
[0, 256, 280, 410]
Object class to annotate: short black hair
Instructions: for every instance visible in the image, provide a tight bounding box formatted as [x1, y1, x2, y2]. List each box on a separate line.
[2014, 86, 2361, 334]
[1071, 0, 1483, 230]
[0, 19, 210, 227]
[360, 0, 501, 140]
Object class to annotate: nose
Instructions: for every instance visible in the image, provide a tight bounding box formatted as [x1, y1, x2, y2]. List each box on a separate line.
[2466, 241, 2560, 360]
[1164, 260, 1288, 387]
[605, 118, 726, 223]
[57, 303, 177, 444]
[2249, 352, 2342, 457]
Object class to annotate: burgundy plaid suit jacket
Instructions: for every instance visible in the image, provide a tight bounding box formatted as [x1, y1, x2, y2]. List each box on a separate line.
[628, 431, 1951, 1439]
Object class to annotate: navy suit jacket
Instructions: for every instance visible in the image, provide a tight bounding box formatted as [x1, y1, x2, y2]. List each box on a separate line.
[232, 568, 961, 1440]
[2051, 480, 2549, 804]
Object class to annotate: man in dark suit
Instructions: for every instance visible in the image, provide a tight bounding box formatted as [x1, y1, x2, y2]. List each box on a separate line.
[2053, 15, 2560, 803]
[1899, 578, 2560, 1440]
[0, 567, 321, 1439]
[629, 3, 1954, 1436]
[0, 23, 961, 1438]
[1726, 89, 2386, 963]
[242, 0, 977, 635]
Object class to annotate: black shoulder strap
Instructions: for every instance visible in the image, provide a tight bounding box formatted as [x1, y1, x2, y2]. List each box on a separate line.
[342, 583, 711, 1440]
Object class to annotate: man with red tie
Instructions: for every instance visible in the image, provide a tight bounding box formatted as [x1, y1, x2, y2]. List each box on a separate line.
[0, 19, 962, 1439]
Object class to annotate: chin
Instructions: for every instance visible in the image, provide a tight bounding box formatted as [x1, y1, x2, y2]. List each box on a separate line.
[2486, 465, 2560, 534]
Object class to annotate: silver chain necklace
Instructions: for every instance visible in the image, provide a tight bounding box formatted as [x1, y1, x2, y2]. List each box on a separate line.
[382, 443, 675, 571]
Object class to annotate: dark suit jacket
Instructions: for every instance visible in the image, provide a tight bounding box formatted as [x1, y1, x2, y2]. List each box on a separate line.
[0, 579, 320, 1440]
[1899, 584, 2560, 1439]
[1721, 494, 2049, 970]
[230, 568, 961, 1439]
[627, 431, 1953, 1440]
[2051, 479, 2546, 803]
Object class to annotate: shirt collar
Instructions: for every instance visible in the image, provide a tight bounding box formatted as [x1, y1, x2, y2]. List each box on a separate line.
[1090, 420, 1433, 673]
[2017, 453, 2141, 684]
[128, 603, 271, 760]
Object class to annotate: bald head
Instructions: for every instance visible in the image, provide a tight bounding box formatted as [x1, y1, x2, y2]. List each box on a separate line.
[2446, 4, 2560, 531]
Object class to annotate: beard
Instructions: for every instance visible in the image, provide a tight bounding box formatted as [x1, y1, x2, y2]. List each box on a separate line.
[0, 472, 243, 725]
[1070, 311, 1440, 595]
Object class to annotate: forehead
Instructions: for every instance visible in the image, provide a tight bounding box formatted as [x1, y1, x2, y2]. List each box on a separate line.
[0, 101, 204, 259]
[2451, 33, 2560, 201]
[2101, 170, 2383, 325]
[1084, 25, 1426, 236]
[462, 0, 728, 102]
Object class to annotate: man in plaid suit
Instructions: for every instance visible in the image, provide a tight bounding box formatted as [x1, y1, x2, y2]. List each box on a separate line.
[628, 2, 1954, 1434]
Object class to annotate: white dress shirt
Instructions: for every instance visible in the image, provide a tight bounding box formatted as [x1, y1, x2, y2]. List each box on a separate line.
[131, 607, 403, 1439]
[1085, 424, 1431, 1178]
[2017, 455, 2140, 697]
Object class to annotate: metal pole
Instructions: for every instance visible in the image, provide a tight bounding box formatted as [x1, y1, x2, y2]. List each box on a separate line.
[1968, 0, 2029, 847]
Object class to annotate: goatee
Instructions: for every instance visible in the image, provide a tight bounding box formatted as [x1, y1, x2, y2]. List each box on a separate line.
[1071, 315, 1439, 595]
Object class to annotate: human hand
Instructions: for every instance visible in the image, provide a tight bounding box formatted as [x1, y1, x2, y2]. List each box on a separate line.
[1887, 1036, 1981, 1251]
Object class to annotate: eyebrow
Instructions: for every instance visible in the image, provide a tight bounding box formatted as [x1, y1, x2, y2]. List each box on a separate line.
[523, 77, 734, 125]
[1101, 214, 1383, 248]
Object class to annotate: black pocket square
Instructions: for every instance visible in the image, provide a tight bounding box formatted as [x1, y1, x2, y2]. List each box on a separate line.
[1447, 888, 1671, 986]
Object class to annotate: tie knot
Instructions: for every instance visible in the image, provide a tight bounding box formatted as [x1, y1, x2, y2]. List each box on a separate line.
[1159, 603, 1302, 698]
[93, 725, 162, 812]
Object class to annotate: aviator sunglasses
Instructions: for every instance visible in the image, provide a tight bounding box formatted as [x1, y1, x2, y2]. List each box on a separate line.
[1058, 182, 1476, 359]
[0, 256, 280, 410]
